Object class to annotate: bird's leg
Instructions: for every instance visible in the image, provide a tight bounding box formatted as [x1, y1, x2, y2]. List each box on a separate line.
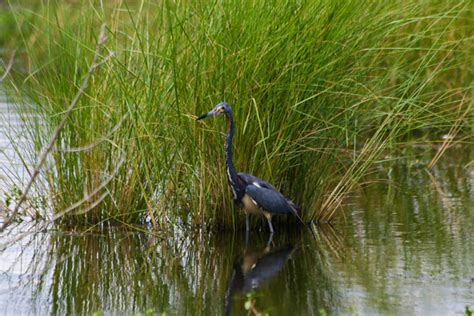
[244, 214, 250, 245]
[266, 215, 274, 234]
[245, 214, 250, 232]
[265, 231, 274, 251]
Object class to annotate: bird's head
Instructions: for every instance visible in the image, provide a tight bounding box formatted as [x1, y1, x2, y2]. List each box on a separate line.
[196, 102, 231, 120]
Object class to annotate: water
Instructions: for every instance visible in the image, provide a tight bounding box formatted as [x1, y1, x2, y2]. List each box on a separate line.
[0, 87, 32, 198]
[0, 147, 472, 315]
[1, 94, 473, 315]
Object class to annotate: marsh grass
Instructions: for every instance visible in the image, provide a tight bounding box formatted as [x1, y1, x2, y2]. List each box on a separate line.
[2, 0, 473, 228]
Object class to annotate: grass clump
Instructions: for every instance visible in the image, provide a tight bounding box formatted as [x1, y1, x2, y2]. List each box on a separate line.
[2, 0, 473, 228]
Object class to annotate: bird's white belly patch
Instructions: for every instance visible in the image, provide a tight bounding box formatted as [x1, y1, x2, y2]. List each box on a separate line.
[242, 194, 263, 215]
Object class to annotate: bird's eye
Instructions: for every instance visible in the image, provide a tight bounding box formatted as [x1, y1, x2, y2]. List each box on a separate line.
[218, 107, 225, 113]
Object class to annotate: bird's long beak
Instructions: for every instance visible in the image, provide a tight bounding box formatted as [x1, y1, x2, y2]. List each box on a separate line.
[196, 112, 209, 120]
[196, 110, 214, 120]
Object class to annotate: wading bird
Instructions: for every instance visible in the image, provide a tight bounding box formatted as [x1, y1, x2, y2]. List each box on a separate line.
[196, 102, 300, 233]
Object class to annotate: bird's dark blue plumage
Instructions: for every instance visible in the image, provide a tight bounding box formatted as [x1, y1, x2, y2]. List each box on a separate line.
[237, 172, 277, 191]
[196, 102, 300, 233]
[245, 184, 294, 215]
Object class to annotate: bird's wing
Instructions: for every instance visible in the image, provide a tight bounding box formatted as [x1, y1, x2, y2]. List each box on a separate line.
[245, 183, 295, 215]
[237, 172, 277, 191]
[239, 172, 300, 213]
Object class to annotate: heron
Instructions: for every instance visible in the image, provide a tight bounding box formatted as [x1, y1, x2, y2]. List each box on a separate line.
[196, 101, 300, 233]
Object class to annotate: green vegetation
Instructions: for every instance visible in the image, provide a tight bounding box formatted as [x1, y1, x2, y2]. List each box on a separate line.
[2, 0, 473, 228]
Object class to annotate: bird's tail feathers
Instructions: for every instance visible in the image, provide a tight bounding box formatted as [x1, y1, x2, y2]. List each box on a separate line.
[287, 199, 304, 224]
[288, 200, 301, 213]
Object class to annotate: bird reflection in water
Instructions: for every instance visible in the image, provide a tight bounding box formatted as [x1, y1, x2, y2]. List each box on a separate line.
[224, 235, 295, 316]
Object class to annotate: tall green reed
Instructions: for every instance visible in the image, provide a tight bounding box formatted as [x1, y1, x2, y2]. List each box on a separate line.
[2, 0, 473, 228]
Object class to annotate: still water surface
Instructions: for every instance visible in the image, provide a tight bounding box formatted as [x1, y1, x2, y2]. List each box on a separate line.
[0, 87, 33, 197]
[0, 96, 473, 315]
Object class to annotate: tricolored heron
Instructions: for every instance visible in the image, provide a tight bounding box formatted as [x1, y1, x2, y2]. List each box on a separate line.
[196, 102, 300, 233]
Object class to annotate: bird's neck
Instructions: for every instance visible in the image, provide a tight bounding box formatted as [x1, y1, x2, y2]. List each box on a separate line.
[225, 112, 244, 200]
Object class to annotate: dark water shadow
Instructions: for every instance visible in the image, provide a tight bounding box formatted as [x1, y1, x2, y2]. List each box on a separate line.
[221, 226, 343, 316]
[224, 234, 295, 316]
